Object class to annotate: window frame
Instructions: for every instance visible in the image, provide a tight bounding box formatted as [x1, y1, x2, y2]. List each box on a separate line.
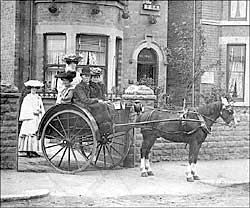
[43, 33, 67, 92]
[226, 44, 246, 102]
[228, 0, 248, 21]
[75, 34, 108, 89]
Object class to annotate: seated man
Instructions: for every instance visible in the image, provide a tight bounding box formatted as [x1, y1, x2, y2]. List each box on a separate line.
[73, 66, 113, 135]
[73, 66, 99, 107]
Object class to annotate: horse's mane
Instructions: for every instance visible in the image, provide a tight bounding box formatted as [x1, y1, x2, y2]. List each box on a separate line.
[196, 101, 222, 116]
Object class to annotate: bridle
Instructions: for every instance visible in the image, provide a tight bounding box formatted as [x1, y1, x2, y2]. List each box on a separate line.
[187, 102, 235, 127]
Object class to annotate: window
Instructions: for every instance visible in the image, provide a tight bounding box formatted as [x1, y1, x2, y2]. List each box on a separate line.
[227, 45, 246, 101]
[44, 34, 66, 91]
[137, 48, 158, 85]
[76, 35, 108, 88]
[229, 0, 247, 20]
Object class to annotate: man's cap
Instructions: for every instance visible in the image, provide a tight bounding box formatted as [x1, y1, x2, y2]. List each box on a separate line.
[80, 66, 91, 76]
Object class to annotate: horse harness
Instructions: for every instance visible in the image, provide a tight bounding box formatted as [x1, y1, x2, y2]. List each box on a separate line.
[142, 109, 211, 135]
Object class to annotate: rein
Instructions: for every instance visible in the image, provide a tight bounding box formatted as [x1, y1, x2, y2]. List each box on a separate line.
[187, 110, 231, 127]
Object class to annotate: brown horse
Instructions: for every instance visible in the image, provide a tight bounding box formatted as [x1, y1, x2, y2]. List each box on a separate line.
[136, 97, 238, 182]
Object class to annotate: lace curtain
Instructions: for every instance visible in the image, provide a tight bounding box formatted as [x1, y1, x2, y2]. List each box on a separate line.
[228, 45, 245, 99]
[230, 0, 247, 19]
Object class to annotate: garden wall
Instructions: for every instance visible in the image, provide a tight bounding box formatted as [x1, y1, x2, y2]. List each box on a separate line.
[0, 92, 20, 169]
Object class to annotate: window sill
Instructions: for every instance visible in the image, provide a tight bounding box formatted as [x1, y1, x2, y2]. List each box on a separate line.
[233, 101, 250, 107]
[200, 19, 250, 26]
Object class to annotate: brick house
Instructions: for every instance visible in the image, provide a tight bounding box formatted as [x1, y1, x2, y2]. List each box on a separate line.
[1, 0, 249, 168]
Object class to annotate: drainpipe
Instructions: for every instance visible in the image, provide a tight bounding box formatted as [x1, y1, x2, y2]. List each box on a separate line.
[192, 0, 196, 107]
[29, 0, 34, 79]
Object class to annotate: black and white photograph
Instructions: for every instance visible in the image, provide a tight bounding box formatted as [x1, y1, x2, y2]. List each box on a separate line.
[1, 0, 249, 207]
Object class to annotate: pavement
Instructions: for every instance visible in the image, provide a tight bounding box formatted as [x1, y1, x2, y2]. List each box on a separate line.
[1, 159, 249, 202]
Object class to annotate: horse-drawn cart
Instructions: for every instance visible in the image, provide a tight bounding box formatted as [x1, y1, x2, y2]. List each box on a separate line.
[37, 98, 236, 181]
[37, 103, 134, 174]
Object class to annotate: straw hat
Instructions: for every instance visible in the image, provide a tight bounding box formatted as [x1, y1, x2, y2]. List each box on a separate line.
[24, 80, 44, 88]
[90, 67, 102, 76]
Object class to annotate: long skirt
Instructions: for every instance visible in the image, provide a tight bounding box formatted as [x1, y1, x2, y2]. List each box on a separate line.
[19, 119, 42, 153]
[18, 135, 42, 153]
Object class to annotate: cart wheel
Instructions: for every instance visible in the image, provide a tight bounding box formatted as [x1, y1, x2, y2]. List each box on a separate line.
[91, 128, 133, 169]
[41, 109, 98, 174]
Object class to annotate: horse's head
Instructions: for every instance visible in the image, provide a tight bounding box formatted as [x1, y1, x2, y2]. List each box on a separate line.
[220, 97, 238, 127]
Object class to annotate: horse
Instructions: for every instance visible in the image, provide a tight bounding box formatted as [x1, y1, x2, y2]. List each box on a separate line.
[135, 97, 238, 182]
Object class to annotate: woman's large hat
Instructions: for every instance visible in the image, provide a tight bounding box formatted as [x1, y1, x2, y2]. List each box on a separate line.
[24, 80, 44, 88]
[90, 67, 102, 76]
[62, 54, 82, 64]
[55, 71, 76, 81]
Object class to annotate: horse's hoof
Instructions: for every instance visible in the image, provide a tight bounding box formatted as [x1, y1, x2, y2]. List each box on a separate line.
[193, 175, 200, 180]
[147, 171, 154, 176]
[187, 177, 194, 182]
[141, 172, 148, 177]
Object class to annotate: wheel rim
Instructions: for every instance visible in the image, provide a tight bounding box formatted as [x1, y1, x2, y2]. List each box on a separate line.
[91, 128, 132, 169]
[41, 109, 97, 173]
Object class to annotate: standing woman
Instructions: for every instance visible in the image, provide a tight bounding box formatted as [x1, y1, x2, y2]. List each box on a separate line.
[18, 80, 45, 157]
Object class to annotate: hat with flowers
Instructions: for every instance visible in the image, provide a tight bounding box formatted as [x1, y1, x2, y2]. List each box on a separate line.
[62, 54, 82, 65]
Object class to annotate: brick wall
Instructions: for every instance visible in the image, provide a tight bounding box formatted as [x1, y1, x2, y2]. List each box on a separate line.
[1, 0, 16, 85]
[0, 93, 20, 169]
[134, 106, 249, 163]
[122, 1, 168, 89]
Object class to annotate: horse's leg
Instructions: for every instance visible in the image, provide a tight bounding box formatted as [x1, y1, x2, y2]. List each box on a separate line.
[186, 139, 198, 182]
[145, 135, 156, 176]
[191, 143, 202, 180]
[140, 132, 153, 177]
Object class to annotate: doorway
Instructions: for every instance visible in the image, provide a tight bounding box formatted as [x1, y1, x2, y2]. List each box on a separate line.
[137, 48, 158, 85]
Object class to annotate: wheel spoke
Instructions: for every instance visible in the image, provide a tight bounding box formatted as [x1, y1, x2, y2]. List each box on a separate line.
[71, 146, 79, 169]
[45, 142, 63, 149]
[49, 146, 65, 161]
[56, 116, 67, 137]
[68, 146, 70, 171]
[71, 128, 84, 140]
[58, 147, 67, 167]
[72, 116, 79, 132]
[94, 143, 102, 164]
[67, 113, 70, 137]
[45, 134, 61, 140]
[49, 123, 65, 138]
[103, 145, 106, 168]
[110, 145, 122, 156]
[111, 141, 125, 146]
[105, 145, 115, 165]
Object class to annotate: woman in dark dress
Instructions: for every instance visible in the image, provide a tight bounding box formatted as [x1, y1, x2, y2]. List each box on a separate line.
[89, 67, 106, 100]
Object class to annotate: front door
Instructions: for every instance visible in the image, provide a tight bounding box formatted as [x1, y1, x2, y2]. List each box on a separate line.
[137, 48, 158, 85]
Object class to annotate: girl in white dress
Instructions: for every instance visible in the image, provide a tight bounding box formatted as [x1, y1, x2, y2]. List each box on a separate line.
[18, 80, 45, 157]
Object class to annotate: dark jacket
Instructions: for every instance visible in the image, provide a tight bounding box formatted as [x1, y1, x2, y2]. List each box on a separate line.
[73, 81, 98, 107]
[89, 81, 106, 100]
